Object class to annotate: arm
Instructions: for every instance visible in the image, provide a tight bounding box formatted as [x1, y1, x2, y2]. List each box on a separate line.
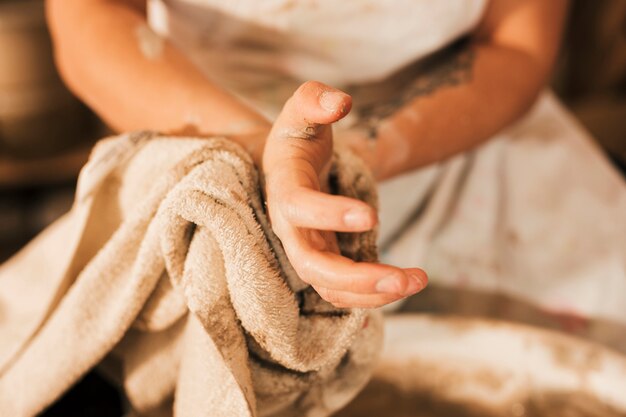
[345, 0, 570, 179]
[46, 0, 426, 308]
[46, 0, 270, 159]
[260, 0, 570, 308]
[263, 82, 428, 308]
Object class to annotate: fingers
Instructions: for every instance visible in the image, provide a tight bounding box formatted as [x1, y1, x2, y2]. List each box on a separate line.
[262, 80, 429, 309]
[297, 250, 426, 295]
[277, 80, 352, 128]
[264, 81, 352, 172]
[297, 246, 427, 297]
[313, 286, 410, 309]
[280, 222, 428, 307]
[280, 187, 377, 232]
[278, 223, 427, 295]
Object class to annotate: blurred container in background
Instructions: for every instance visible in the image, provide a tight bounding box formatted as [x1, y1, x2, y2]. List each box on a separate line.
[0, 0, 91, 159]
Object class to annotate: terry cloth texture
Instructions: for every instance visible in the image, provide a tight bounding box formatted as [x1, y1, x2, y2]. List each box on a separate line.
[0, 132, 383, 417]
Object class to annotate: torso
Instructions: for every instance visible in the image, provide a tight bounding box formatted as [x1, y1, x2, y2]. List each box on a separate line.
[148, 0, 487, 116]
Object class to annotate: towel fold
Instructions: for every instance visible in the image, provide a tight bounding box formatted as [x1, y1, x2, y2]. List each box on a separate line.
[0, 132, 382, 417]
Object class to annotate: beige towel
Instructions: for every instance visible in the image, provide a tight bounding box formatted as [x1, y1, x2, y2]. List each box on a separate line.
[0, 132, 383, 417]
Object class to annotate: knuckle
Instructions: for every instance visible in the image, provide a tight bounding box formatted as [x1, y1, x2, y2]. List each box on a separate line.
[277, 126, 319, 141]
[268, 191, 303, 220]
[281, 198, 308, 226]
[282, 191, 300, 214]
[267, 207, 287, 230]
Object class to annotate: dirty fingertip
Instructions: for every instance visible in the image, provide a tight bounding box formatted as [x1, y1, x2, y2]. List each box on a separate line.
[319, 90, 352, 115]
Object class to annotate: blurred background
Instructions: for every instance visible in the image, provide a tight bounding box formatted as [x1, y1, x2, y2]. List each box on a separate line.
[0, 1, 624, 415]
[1, 0, 625, 320]
[1, 0, 625, 312]
[0, 0, 108, 260]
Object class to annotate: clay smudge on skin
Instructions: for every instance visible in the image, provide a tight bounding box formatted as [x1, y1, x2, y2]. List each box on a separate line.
[135, 24, 164, 60]
[278, 123, 321, 141]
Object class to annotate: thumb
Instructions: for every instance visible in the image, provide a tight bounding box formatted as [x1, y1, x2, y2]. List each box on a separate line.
[276, 80, 352, 129]
[264, 81, 352, 172]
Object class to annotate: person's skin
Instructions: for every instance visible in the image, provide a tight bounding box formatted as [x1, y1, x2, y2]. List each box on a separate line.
[343, 0, 570, 178]
[46, 0, 568, 308]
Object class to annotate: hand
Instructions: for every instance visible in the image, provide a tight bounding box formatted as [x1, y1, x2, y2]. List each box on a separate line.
[263, 81, 428, 308]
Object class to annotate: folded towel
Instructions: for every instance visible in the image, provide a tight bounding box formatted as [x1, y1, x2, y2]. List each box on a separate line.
[0, 132, 382, 417]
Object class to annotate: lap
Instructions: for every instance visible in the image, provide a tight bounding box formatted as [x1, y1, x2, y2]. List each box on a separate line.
[378, 91, 626, 324]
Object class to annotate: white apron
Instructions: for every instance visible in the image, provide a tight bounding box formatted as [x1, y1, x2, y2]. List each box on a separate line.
[147, 0, 626, 335]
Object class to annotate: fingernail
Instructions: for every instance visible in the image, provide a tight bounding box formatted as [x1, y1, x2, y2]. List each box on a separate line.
[375, 276, 403, 294]
[344, 208, 374, 229]
[404, 272, 427, 295]
[319, 90, 346, 113]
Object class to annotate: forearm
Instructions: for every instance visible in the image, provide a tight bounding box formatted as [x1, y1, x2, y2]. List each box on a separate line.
[348, 0, 569, 180]
[368, 41, 545, 179]
[46, 0, 270, 147]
